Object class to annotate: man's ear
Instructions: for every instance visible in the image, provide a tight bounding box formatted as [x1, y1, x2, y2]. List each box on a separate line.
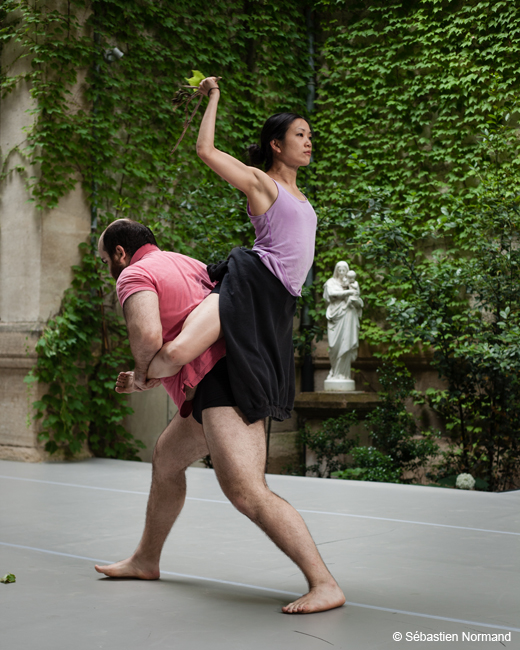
[114, 244, 128, 262]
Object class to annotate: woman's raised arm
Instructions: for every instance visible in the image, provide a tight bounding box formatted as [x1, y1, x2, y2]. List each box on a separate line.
[196, 77, 276, 206]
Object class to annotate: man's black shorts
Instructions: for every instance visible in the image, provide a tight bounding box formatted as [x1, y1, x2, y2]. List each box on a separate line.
[192, 357, 237, 424]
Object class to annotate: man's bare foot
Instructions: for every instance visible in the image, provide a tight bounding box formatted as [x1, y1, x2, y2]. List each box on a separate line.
[94, 556, 160, 580]
[115, 371, 137, 394]
[282, 581, 346, 614]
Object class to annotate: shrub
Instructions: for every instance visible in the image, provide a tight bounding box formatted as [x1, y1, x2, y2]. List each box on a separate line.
[297, 413, 359, 478]
[332, 448, 401, 484]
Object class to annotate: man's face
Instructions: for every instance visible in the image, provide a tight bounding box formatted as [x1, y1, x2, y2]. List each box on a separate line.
[98, 240, 128, 280]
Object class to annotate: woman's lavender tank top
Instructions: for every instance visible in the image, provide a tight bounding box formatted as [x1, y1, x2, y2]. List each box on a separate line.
[249, 180, 317, 297]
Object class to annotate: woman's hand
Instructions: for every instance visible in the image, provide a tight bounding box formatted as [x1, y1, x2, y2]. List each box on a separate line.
[198, 76, 220, 97]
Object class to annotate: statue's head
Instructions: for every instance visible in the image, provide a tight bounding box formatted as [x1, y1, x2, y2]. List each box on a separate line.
[333, 261, 349, 280]
[347, 270, 356, 281]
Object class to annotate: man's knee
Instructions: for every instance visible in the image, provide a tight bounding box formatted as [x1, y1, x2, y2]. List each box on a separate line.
[219, 479, 270, 520]
[151, 415, 206, 476]
[152, 438, 180, 476]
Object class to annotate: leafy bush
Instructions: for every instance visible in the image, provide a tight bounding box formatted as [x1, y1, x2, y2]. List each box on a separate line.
[311, 365, 439, 485]
[24, 244, 143, 459]
[297, 413, 359, 478]
[352, 187, 520, 491]
[332, 448, 401, 484]
[4, 0, 520, 475]
[364, 365, 440, 482]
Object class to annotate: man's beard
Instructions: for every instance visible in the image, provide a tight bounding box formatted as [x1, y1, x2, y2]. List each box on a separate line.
[110, 258, 126, 280]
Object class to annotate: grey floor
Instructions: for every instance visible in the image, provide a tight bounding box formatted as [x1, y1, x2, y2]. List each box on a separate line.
[1, 458, 519, 650]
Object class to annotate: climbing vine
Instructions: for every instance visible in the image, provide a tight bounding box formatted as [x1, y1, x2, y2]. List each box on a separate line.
[1, 0, 311, 458]
[2, 0, 520, 484]
[309, 0, 520, 489]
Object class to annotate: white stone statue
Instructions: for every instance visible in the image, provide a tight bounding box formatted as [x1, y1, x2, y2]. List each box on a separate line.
[323, 261, 363, 391]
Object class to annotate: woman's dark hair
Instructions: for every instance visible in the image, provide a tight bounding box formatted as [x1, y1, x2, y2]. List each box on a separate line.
[248, 112, 308, 172]
[102, 219, 157, 259]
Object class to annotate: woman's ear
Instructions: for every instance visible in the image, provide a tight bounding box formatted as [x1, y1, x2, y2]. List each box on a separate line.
[270, 139, 282, 154]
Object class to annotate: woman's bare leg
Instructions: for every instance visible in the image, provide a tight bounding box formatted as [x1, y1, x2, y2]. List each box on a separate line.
[148, 294, 222, 379]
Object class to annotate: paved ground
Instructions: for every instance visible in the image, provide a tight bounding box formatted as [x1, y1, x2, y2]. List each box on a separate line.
[0, 458, 519, 649]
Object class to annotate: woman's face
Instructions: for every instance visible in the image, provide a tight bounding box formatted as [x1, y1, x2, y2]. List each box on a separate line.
[272, 119, 312, 168]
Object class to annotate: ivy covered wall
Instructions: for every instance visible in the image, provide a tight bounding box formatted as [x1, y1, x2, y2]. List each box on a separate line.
[1, 0, 520, 486]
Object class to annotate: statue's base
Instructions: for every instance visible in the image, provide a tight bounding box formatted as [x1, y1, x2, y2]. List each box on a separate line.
[294, 391, 380, 418]
[324, 378, 356, 392]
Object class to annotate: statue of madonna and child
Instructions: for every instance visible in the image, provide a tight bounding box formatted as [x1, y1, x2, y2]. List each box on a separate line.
[323, 261, 363, 391]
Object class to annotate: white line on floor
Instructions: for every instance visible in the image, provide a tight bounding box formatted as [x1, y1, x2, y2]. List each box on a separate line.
[1, 540, 519, 633]
[0, 474, 229, 504]
[0, 541, 299, 596]
[296, 508, 520, 536]
[1, 474, 518, 536]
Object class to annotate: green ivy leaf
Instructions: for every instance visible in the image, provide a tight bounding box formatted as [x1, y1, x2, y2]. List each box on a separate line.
[186, 70, 205, 87]
[0, 574, 16, 583]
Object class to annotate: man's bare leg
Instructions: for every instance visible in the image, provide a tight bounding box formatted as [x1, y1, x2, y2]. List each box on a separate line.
[94, 413, 208, 578]
[203, 406, 346, 614]
[148, 294, 222, 379]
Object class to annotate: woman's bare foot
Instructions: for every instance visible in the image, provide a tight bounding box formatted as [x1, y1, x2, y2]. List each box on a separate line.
[115, 371, 137, 394]
[282, 581, 346, 614]
[94, 556, 160, 580]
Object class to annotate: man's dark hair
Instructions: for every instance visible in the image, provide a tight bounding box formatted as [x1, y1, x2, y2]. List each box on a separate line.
[102, 219, 157, 259]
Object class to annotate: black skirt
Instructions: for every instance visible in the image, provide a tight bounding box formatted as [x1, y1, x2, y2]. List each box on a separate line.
[207, 248, 297, 424]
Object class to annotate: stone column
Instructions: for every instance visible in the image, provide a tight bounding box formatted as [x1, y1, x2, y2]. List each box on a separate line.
[0, 36, 91, 461]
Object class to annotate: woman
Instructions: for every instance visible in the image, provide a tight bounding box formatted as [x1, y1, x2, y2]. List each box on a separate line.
[120, 77, 316, 424]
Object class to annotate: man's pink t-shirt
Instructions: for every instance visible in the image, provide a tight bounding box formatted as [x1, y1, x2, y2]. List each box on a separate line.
[116, 244, 226, 411]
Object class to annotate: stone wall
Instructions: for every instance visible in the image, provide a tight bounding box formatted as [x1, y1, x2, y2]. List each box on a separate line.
[0, 37, 91, 461]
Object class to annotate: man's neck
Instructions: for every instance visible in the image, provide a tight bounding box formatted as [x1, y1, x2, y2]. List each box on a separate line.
[130, 244, 160, 265]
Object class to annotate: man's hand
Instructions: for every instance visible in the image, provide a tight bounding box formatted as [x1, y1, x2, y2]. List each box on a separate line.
[133, 371, 162, 392]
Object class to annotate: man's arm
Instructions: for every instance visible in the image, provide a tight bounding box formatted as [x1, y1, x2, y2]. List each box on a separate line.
[123, 291, 163, 390]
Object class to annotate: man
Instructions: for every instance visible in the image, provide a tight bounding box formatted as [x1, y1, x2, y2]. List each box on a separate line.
[94, 219, 345, 614]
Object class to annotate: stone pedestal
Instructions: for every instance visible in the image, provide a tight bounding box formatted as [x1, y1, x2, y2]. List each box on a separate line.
[294, 391, 380, 476]
[324, 377, 356, 391]
[294, 390, 380, 416]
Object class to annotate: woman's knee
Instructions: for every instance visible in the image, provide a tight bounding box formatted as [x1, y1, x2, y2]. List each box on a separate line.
[163, 339, 192, 367]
